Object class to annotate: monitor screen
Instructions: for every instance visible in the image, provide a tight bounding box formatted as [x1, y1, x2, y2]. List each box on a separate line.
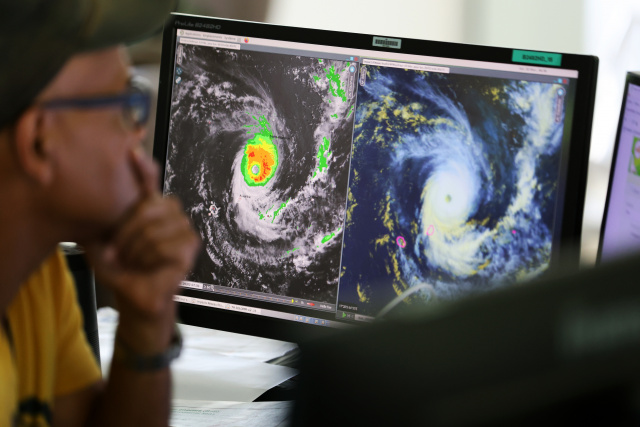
[154, 14, 598, 341]
[598, 72, 640, 263]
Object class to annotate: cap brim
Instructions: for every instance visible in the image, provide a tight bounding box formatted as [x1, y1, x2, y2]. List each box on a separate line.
[80, 0, 177, 52]
[0, 0, 176, 129]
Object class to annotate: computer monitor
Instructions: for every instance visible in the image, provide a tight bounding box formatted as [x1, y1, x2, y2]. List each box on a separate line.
[153, 13, 598, 342]
[598, 72, 640, 263]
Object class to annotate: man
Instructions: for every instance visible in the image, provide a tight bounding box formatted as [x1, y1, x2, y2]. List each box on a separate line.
[0, 0, 200, 426]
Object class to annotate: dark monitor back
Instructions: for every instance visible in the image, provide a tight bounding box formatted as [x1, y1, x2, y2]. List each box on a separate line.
[61, 244, 101, 368]
[154, 13, 599, 342]
[293, 254, 640, 426]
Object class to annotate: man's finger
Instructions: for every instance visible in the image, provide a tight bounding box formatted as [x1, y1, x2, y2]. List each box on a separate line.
[130, 147, 160, 198]
[113, 197, 184, 253]
[118, 214, 192, 268]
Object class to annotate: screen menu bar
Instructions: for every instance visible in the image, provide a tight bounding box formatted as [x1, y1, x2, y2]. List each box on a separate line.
[175, 295, 349, 328]
[181, 281, 336, 312]
[177, 29, 579, 79]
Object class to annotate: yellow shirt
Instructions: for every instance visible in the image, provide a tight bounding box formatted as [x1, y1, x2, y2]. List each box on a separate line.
[0, 249, 102, 426]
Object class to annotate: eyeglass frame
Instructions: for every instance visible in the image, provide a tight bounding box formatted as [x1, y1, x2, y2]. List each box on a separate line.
[38, 76, 152, 129]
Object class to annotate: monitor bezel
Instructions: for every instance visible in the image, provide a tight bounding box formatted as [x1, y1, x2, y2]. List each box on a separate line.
[596, 71, 640, 264]
[154, 13, 598, 343]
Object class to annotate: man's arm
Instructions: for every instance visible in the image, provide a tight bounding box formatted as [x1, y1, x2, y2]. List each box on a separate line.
[54, 149, 199, 427]
[54, 381, 103, 427]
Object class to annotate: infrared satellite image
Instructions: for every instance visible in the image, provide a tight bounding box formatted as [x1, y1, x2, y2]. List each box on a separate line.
[339, 66, 568, 316]
[165, 45, 356, 303]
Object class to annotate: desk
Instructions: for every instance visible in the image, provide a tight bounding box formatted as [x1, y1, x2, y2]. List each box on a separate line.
[97, 308, 298, 424]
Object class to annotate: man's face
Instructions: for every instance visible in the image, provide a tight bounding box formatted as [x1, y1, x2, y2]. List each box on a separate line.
[39, 47, 147, 241]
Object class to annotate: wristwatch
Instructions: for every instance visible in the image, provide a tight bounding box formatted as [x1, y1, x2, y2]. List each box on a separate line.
[113, 323, 183, 372]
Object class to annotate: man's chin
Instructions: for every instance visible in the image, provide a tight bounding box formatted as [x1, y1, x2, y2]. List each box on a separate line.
[72, 204, 133, 246]
[71, 225, 116, 249]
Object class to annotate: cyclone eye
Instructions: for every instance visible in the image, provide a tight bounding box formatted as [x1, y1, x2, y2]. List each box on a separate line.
[240, 115, 279, 187]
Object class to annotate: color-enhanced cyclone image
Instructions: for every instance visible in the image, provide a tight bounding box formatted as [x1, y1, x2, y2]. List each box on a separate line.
[339, 66, 567, 316]
[165, 45, 356, 303]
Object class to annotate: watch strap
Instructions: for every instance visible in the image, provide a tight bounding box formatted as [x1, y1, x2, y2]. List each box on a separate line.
[113, 323, 183, 372]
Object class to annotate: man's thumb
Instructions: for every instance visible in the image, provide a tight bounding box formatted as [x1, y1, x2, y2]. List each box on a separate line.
[130, 147, 160, 198]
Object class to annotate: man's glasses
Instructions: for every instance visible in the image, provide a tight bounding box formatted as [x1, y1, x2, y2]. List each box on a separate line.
[40, 76, 152, 129]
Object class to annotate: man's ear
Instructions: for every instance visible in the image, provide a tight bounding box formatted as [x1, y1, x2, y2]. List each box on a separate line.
[12, 108, 55, 186]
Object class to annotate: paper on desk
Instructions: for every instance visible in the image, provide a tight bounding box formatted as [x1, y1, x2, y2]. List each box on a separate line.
[170, 400, 292, 427]
[178, 322, 296, 362]
[170, 347, 297, 401]
[98, 308, 298, 402]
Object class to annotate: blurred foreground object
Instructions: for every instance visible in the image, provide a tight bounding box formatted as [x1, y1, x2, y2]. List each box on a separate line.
[294, 253, 640, 426]
[61, 243, 101, 367]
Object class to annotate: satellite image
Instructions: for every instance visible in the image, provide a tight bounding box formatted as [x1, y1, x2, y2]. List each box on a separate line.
[165, 45, 356, 303]
[339, 66, 568, 316]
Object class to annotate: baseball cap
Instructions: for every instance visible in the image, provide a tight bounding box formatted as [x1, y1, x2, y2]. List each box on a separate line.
[0, 0, 176, 129]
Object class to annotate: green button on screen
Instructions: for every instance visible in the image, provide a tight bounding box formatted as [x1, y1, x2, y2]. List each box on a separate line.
[512, 50, 562, 66]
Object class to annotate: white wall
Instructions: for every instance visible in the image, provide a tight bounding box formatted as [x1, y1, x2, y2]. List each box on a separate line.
[586, 0, 640, 163]
[266, 0, 466, 43]
[461, 0, 585, 53]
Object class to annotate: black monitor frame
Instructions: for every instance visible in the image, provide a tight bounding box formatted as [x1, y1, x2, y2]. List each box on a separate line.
[154, 13, 598, 343]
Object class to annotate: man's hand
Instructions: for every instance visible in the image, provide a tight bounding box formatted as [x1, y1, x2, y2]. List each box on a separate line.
[86, 148, 200, 353]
